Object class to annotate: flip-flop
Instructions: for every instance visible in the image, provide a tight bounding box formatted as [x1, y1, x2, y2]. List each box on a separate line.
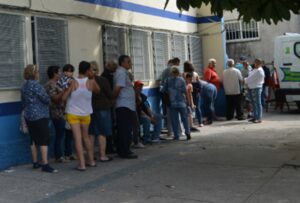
[75, 167, 86, 172]
[86, 163, 97, 167]
[99, 157, 113, 162]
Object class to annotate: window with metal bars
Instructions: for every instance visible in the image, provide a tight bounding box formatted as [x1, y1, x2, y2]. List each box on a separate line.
[103, 25, 127, 65]
[171, 34, 188, 72]
[33, 16, 68, 84]
[130, 29, 151, 81]
[225, 20, 260, 43]
[189, 36, 203, 75]
[0, 13, 25, 89]
[152, 32, 170, 80]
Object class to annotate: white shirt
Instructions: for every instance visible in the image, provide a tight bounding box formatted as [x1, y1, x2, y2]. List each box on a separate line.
[223, 67, 243, 95]
[245, 67, 265, 89]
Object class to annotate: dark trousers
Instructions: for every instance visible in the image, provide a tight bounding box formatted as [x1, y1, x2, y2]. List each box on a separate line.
[64, 129, 73, 157]
[116, 107, 135, 157]
[225, 94, 243, 120]
[52, 118, 66, 159]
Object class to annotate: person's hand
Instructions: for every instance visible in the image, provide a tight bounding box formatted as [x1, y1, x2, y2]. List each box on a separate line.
[150, 117, 157, 125]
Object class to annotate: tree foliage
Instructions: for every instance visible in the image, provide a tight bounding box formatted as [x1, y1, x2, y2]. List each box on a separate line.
[164, 0, 300, 24]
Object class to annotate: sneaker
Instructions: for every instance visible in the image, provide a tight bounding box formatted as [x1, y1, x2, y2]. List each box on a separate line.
[132, 142, 145, 149]
[32, 162, 41, 169]
[186, 133, 191, 140]
[253, 120, 262, 123]
[41, 164, 58, 173]
[151, 138, 160, 143]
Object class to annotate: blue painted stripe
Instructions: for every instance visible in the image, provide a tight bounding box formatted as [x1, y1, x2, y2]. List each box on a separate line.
[77, 0, 221, 24]
[0, 102, 21, 117]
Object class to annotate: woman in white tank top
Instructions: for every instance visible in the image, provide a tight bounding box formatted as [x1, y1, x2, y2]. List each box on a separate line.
[63, 61, 100, 171]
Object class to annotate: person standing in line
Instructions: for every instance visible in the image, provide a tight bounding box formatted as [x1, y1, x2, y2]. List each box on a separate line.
[62, 61, 100, 171]
[223, 59, 245, 120]
[101, 60, 118, 154]
[199, 80, 217, 125]
[88, 61, 113, 162]
[113, 55, 138, 159]
[45, 66, 68, 163]
[204, 58, 221, 91]
[161, 66, 191, 140]
[245, 58, 265, 123]
[21, 65, 57, 173]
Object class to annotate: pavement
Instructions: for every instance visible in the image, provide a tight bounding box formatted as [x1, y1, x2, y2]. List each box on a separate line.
[1, 109, 300, 203]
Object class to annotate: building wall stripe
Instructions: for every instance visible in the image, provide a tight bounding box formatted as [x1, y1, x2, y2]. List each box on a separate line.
[77, 0, 221, 24]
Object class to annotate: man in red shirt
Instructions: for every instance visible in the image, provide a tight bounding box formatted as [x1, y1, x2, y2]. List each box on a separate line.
[204, 58, 221, 91]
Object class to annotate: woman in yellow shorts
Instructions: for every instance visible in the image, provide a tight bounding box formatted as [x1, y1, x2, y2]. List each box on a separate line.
[63, 61, 100, 171]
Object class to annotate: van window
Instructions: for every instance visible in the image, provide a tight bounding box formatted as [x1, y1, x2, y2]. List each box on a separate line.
[295, 42, 300, 59]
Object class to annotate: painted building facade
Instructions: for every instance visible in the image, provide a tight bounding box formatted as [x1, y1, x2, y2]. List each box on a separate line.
[0, 0, 226, 170]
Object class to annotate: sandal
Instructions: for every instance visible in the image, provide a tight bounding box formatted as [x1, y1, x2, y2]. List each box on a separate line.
[75, 167, 86, 172]
[99, 157, 113, 162]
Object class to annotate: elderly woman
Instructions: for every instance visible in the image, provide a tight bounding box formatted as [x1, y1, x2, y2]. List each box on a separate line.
[161, 66, 191, 140]
[21, 65, 57, 173]
[245, 58, 265, 123]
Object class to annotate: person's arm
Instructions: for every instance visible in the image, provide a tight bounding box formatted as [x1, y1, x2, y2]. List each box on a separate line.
[91, 79, 100, 93]
[36, 84, 50, 104]
[204, 69, 211, 82]
[62, 80, 76, 102]
[187, 84, 194, 108]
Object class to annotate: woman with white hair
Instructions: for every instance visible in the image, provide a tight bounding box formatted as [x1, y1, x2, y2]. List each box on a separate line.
[204, 58, 221, 91]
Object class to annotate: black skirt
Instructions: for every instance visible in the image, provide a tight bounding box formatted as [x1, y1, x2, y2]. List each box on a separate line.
[26, 118, 50, 146]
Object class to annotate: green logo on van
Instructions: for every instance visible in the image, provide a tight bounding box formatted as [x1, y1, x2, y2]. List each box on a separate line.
[280, 67, 300, 82]
[285, 47, 291, 54]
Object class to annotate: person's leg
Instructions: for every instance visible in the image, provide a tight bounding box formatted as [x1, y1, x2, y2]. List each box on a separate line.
[166, 107, 173, 136]
[64, 129, 73, 158]
[236, 94, 244, 119]
[255, 88, 263, 121]
[89, 134, 96, 158]
[152, 113, 162, 140]
[170, 107, 180, 139]
[132, 112, 140, 145]
[31, 144, 38, 163]
[179, 107, 191, 139]
[81, 122, 95, 166]
[250, 89, 258, 120]
[52, 118, 65, 160]
[70, 123, 85, 169]
[140, 116, 151, 143]
[116, 108, 134, 157]
[204, 91, 213, 123]
[40, 145, 49, 165]
[226, 95, 234, 120]
[98, 135, 108, 160]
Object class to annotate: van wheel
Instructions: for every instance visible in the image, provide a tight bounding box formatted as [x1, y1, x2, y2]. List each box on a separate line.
[296, 102, 300, 110]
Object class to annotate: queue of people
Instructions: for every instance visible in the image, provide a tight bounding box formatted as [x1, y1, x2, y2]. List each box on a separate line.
[21, 55, 269, 173]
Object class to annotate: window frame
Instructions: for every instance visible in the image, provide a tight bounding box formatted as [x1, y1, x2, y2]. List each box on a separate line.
[225, 20, 260, 43]
[0, 13, 26, 90]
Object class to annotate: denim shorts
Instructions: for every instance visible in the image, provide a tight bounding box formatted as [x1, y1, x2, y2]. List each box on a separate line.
[88, 109, 112, 136]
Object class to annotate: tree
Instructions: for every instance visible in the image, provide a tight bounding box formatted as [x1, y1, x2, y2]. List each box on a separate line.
[164, 0, 300, 24]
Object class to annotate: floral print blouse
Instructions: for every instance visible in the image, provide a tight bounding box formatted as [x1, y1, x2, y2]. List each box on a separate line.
[21, 80, 50, 121]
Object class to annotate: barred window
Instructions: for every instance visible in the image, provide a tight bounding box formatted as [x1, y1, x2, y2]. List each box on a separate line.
[130, 29, 151, 81]
[171, 34, 188, 72]
[0, 13, 25, 89]
[189, 35, 203, 75]
[153, 32, 170, 80]
[103, 25, 127, 64]
[33, 17, 69, 84]
[225, 20, 260, 42]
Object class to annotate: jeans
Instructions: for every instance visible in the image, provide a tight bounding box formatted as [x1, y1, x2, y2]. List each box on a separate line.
[170, 107, 190, 139]
[52, 118, 66, 159]
[249, 88, 263, 120]
[140, 113, 162, 142]
[193, 95, 203, 124]
[202, 84, 217, 122]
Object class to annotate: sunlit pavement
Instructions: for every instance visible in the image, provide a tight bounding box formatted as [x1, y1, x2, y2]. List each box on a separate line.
[1, 109, 300, 203]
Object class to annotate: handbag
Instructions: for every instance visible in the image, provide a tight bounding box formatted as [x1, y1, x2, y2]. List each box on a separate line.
[20, 110, 29, 134]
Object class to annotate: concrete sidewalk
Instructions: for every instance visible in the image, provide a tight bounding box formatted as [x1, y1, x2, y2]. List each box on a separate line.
[1, 111, 300, 203]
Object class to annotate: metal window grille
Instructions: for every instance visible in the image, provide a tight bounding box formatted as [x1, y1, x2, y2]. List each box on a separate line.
[0, 13, 25, 89]
[225, 20, 260, 43]
[103, 25, 127, 64]
[130, 29, 151, 81]
[171, 34, 188, 72]
[189, 36, 203, 75]
[152, 32, 170, 80]
[34, 17, 69, 84]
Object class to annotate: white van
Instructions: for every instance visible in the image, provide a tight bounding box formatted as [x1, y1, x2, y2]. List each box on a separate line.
[274, 33, 300, 109]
